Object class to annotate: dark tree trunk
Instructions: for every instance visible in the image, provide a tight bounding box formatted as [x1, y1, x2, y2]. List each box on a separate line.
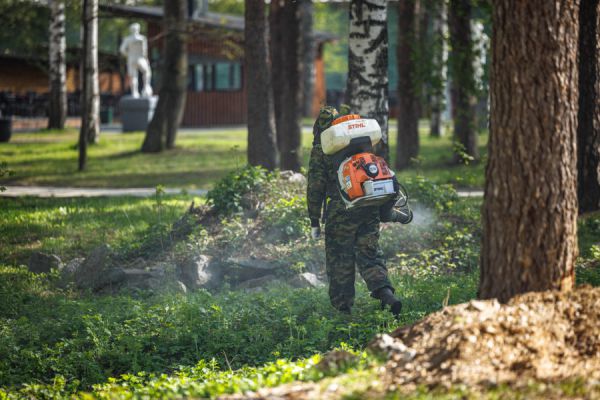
[79, 0, 99, 170]
[142, 0, 187, 153]
[448, 0, 477, 161]
[79, 0, 89, 171]
[300, 0, 315, 117]
[577, 0, 600, 213]
[245, 0, 278, 170]
[479, 0, 579, 302]
[429, 0, 447, 138]
[269, 0, 284, 157]
[48, 0, 66, 130]
[417, 0, 430, 119]
[346, 0, 390, 161]
[277, 0, 303, 171]
[396, 0, 420, 170]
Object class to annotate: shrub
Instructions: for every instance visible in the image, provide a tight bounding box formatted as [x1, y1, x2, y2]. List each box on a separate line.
[206, 165, 274, 216]
[403, 175, 458, 212]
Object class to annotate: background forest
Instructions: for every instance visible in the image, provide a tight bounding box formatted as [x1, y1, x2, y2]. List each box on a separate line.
[0, 0, 599, 399]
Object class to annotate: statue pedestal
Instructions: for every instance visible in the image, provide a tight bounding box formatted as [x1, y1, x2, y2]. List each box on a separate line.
[118, 96, 158, 132]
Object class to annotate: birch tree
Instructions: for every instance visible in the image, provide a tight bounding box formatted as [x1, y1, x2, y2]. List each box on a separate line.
[479, 0, 579, 302]
[48, 0, 66, 130]
[346, 0, 390, 161]
[79, 0, 99, 170]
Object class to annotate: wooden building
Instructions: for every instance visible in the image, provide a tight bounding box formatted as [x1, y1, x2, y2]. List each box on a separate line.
[100, 4, 334, 127]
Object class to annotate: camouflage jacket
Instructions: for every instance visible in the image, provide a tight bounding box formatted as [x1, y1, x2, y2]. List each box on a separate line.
[307, 121, 340, 226]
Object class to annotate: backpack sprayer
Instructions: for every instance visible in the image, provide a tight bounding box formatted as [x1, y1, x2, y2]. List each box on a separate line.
[320, 114, 412, 223]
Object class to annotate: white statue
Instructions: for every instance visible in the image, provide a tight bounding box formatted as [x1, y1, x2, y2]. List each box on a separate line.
[119, 23, 153, 98]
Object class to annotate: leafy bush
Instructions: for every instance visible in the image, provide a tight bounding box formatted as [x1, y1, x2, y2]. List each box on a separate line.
[206, 165, 274, 216]
[261, 196, 310, 242]
[403, 175, 458, 212]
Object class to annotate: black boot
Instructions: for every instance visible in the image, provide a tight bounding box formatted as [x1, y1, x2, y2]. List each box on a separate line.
[373, 287, 402, 317]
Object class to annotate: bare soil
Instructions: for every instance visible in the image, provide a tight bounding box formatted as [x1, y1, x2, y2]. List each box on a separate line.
[378, 285, 600, 390]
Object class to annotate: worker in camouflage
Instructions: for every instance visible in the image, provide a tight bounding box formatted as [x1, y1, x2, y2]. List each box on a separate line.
[307, 105, 403, 316]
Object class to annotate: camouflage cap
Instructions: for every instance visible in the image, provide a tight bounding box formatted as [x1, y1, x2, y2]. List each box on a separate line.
[316, 106, 339, 130]
[339, 103, 351, 116]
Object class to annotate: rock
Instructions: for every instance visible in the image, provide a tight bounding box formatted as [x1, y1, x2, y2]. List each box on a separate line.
[280, 170, 307, 185]
[177, 255, 224, 290]
[368, 333, 416, 362]
[56, 257, 84, 288]
[74, 245, 115, 291]
[176, 281, 188, 294]
[226, 257, 279, 283]
[236, 274, 280, 291]
[27, 252, 62, 274]
[118, 268, 164, 291]
[289, 272, 325, 288]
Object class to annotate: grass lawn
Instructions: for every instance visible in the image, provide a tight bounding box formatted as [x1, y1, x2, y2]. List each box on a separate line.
[0, 194, 197, 266]
[0, 122, 488, 189]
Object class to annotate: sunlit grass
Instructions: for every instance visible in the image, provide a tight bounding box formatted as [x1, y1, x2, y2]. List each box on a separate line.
[0, 195, 196, 266]
[0, 123, 487, 189]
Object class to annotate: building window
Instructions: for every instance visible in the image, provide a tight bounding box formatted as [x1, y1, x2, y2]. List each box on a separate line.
[189, 62, 242, 92]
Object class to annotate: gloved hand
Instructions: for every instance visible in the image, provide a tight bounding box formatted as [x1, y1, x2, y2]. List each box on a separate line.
[311, 227, 321, 239]
[310, 218, 321, 239]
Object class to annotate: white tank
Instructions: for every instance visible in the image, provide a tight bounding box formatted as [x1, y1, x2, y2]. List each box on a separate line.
[320, 118, 382, 155]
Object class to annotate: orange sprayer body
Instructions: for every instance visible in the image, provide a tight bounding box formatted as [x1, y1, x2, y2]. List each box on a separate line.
[341, 152, 394, 200]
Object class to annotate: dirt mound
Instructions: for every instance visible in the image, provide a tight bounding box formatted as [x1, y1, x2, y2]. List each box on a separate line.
[373, 285, 600, 389]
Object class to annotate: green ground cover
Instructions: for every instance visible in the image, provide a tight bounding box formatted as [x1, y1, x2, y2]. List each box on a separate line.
[0, 194, 198, 267]
[0, 124, 487, 189]
[0, 167, 598, 398]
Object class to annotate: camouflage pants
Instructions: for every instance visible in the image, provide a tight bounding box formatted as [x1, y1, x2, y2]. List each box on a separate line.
[324, 199, 393, 310]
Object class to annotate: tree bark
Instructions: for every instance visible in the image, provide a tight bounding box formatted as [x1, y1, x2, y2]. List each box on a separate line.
[479, 0, 579, 302]
[448, 0, 477, 161]
[269, 0, 284, 157]
[346, 0, 390, 161]
[395, 0, 419, 170]
[429, 0, 447, 138]
[245, 0, 278, 170]
[300, 0, 316, 118]
[79, 0, 99, 170]
[48, 0, 67, 130]
[142, 0, 188, 153]
[277, 0, 303, 171]
[577, 0, 600, 213]
[80, 0, 99, 146]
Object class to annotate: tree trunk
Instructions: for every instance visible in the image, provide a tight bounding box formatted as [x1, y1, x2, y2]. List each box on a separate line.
[245, 0, 278, 170]
[346, 0, 390, 161]
[269, 0, 284, 158]
[48, 0, 66, 130]
[429, 0, 447, 138]
[80, 0, 99, 146]
[479, 0, 579, 302]
[448, 0, 477, 161]
[395, 0, 419, 170]
[300, 0, 316, 118]
[277, 0, 303, 171]
[79, 0, 99, 170]
[577, 0, 600, 213]
[142, 0, 188, 153]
